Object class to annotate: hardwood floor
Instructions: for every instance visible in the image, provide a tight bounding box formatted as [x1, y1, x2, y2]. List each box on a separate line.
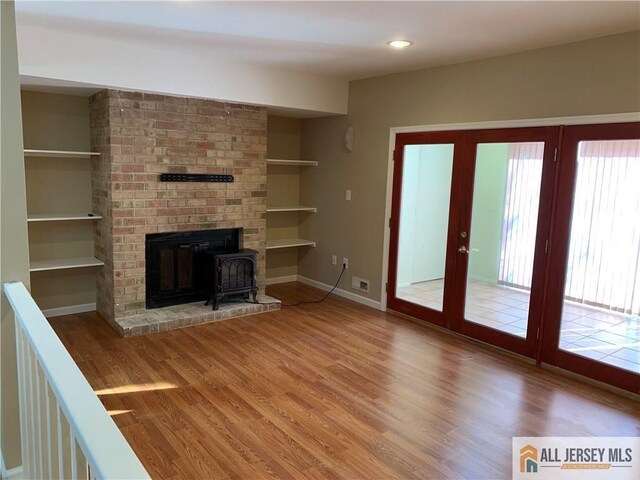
[51, 282, 639, 479]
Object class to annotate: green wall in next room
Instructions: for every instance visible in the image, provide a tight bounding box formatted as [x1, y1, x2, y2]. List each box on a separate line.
[468, 143, 509, 284]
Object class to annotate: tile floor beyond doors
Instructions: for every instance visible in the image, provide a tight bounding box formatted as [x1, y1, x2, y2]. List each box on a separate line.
[397, 279, 640, 374]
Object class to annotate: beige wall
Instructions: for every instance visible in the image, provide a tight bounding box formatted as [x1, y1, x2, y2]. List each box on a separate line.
[21, 91, 97, 312]
[299, 31, 640, 302]
[299, 116, 351, 285]
[266, 116, 304, 280]
[21, 91, 91, 151]
[1, 0, 30, 469]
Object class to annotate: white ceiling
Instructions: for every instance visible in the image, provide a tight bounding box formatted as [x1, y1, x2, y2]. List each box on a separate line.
[16, 0, 640, 82]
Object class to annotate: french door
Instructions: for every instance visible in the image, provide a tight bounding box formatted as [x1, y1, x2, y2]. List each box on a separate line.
[388, 127, 558, 358]
[452, 128, 559, 358]
[388, 122, 640, 393]
[388, 131, 465, 329]
[541, 122, 640, 392]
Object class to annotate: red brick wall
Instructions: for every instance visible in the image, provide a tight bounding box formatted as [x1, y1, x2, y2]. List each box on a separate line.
[89, 89, 267, 323]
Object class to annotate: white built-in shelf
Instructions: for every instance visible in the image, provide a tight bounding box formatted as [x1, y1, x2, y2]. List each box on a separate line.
[266, 205, 317, 213]
[266, 238, 316, 250]
[30, 257, 104, 272]
[266, 159, 318, 166]
[24, 149, 100, 158]
[27, 213, 102, 222]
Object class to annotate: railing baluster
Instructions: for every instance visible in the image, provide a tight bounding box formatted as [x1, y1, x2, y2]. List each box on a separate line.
[34, 366, 49, 478]
[71, 432, 78, 479]
[15, 328, 30, 479]
[60, 412, 72, 479]
[23, 337, 32, 479]
[26, 342, 39, 479]
[44, 378, 54, 477]
[56, 403, 64, 479]
[48, 385, 60, 479]
[77, 442, 89, 480]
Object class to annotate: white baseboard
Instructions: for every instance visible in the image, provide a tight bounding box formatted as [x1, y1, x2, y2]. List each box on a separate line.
[42, 302, 96, 318]
[1, 451, 23, 480]
[265, 275, 298, 286]
[296, 275, 383, 311]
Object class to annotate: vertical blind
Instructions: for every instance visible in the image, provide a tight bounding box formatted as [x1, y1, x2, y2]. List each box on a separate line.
[497, 142, 544, 289]
[563, 140, 640, 315]
[498, 139, 640, 316]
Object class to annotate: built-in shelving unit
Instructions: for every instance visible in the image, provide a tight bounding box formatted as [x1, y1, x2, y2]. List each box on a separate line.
[24, 149, 99, 158]
[266, 158, 317, 254]
[30, 257, 104, 273]
[27, 213, 102, 222]
[266, 205, 317, 213]
[266, 159, 318, 166]
[266, 239, 316, 250]
[25, 146, 103, 280]
[22, 91, 101, 317]
[265, 116, 320, 282]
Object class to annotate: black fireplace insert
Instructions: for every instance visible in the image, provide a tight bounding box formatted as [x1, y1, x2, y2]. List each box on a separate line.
[145, 228, 242, 309]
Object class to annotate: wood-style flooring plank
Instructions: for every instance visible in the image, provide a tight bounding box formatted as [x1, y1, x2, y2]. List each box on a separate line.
[50, 282, 640, 479]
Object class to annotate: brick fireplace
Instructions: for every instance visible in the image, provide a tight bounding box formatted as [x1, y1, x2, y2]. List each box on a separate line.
[89, 89, 277, 335]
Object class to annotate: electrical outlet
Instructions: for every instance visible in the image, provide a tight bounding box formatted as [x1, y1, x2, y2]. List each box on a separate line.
[331, 255, 337, 265]
[352, 276, 370, 293]
[346, 189, 352, 201]
[342, 257, 349, 269]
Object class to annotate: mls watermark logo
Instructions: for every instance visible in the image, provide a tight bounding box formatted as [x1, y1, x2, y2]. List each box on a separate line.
[513, 437, 640, 479]
[520, 444, 538, 473]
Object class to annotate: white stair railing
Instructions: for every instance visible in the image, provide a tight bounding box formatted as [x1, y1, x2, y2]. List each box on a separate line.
[3, 282, 150, 480]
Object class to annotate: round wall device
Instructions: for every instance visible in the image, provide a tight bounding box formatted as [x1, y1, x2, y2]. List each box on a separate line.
[345, 124, 355, 152]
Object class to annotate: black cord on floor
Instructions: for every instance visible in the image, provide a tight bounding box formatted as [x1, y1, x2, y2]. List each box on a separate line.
[246, 264, 346, 307]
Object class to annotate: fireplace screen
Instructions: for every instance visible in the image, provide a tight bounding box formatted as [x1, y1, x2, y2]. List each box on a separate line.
[160, 246, 193, 291]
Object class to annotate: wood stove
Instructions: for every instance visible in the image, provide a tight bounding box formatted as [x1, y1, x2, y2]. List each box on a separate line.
[206, 249, 258, 310]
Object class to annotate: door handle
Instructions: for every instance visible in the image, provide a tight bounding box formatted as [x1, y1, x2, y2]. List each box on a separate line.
[457, 246, 469, 254]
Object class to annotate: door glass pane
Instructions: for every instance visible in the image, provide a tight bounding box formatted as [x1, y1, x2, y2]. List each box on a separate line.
[464, 142, 544, 337]
[559, 139, 640, 374]
[396, 144, 454, 311]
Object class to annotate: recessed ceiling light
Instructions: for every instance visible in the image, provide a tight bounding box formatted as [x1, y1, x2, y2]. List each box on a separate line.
[388, 40, 413, 49]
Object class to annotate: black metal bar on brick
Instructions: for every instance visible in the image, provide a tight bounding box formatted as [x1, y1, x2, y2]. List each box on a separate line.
[160, 173, 234, 183]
